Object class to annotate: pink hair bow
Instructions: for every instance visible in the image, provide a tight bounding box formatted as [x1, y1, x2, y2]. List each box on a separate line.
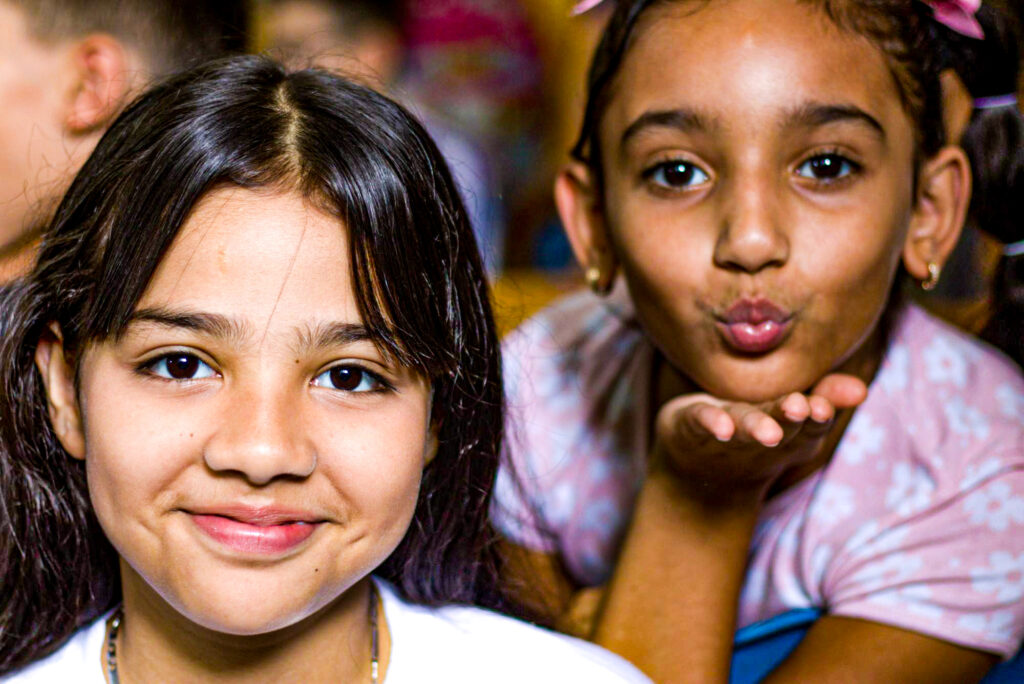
[571, 0, 609, 16]
[921, 0, 985, 39]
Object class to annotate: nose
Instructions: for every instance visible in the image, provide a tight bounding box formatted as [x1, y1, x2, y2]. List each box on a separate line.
[203, 383, 316, 485]
[713, 174, 789, 274]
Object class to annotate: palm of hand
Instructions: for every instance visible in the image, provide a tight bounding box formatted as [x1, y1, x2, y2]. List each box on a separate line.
[653, 373, 869, 507]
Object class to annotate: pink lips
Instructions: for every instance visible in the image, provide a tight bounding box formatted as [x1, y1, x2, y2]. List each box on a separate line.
[189, 507, 322, 555]
[716, 298, 793, 354]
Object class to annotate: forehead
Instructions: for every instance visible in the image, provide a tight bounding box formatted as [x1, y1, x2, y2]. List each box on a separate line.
[604, 0, 909, 144]
[139, 186, 360, 332]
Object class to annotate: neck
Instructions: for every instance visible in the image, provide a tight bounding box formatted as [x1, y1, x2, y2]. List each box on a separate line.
[115, 564, 389, 683]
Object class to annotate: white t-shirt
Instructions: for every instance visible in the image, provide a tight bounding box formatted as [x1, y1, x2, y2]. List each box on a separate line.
[3, 579, 649, 683]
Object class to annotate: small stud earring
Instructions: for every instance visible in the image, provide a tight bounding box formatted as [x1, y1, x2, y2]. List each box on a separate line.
[584, 265, 603, 293]
[921, 262, 941, 291]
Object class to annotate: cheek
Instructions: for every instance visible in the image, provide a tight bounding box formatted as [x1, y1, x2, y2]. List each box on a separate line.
[608, 197, 713, 309]
[792, 193, 911, 317]
[78, 376, 200, 548]
[318, 407, 428, 539]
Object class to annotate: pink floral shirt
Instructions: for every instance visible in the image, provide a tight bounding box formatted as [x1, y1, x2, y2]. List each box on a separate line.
[494, 289, 1024, 658]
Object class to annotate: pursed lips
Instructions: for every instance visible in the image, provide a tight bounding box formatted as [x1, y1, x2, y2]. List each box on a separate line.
[714, 297, 795, 354]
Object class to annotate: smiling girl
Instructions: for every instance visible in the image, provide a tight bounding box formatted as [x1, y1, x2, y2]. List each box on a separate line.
[0, 56, 648, 683]
[494, 0, 1024, 681]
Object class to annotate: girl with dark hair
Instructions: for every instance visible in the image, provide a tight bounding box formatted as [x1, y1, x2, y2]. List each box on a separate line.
[0, 55, 648, 682]
[493, 0, 1024, 681]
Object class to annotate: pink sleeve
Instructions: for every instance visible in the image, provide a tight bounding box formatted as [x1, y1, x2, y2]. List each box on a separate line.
[824, 461, 1024, 658]
[490, 321, 562, 553]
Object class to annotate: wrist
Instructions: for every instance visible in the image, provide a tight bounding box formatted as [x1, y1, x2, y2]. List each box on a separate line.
[647, 452, 769, 515]
[642, 466, 764, 530]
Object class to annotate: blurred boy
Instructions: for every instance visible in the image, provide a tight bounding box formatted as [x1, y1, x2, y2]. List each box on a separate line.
[263, 0, 506, 273]
[0, 0, 248, 281]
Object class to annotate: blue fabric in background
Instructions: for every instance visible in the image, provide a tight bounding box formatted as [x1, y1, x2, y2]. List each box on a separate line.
[731, 609, 1024, 683]
[731, 609, 820, 683]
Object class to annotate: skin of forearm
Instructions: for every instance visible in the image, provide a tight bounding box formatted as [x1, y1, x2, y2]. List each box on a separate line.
[591, 467, 761, 682]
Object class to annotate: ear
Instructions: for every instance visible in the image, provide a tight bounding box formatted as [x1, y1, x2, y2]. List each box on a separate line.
[64, 34, 132, 134]
[903, 145, 971, 282]
[423, 387, 439, 466]
[554, 161, 618, 293]
[34, 324, 86, 459]
[939, 69, 973, 145]
[423, 429, 438, 467]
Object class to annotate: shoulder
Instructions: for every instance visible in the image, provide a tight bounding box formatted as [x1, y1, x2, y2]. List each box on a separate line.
[862, 305, 1022, 467]
[882, 304, 1023, 398]
[378, 582, 650, 683]
[502, 284, 649, 426]
[822, 306, 1021, 522]
[503, 285, 642, 378]
[0, 615, 107, 684]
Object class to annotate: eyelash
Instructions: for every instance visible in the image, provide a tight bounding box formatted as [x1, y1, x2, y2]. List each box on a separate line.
[138, 352, 394, 394]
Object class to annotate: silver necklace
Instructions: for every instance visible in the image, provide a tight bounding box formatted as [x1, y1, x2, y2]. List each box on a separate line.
[105, 583, 380, 684]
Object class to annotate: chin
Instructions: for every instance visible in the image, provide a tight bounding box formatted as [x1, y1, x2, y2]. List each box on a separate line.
[168, 583, 332, 635]
[146, 560, 352, 636]
[699, 357, 823, 403]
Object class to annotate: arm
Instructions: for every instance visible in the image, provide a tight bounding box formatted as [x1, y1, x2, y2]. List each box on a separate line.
[592, 466, 759, 681]
[764, 616, 998, 683]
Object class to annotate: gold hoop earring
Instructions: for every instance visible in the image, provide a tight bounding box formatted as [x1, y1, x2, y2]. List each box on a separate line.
[921, 262, 941, 291]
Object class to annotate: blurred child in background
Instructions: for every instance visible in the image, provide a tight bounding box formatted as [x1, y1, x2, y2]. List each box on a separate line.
[262, 0, 506, 273]
[0, 0, 248, 282]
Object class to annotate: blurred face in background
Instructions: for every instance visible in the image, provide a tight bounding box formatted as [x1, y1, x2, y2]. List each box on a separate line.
[0, 1, 71, 277]
[263, 0, 401, 88]
[0, 0, 144, 282]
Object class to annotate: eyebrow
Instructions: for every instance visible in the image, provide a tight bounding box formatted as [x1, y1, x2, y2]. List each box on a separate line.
[127, 308, 253, 342]
[296, 322, 375, 351]
[619, 101, 886, 153]
[127, 309, 373, 351]
[784, 102, 886, 140]
[620, 107, 717, 150]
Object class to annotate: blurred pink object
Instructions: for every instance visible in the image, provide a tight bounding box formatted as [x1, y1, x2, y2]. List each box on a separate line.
[571, 0, 608, 16]
[921, 0, 985, 39]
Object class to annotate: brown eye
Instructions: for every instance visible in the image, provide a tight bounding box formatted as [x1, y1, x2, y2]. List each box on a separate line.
[330, 366, 362, 391]
[796, 153, 858, 182]
[645, 160, 710, 189]
[148, 353, 215, 380]
[313, 365, 384, 392]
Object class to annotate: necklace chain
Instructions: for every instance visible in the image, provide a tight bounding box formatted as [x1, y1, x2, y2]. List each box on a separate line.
[105, 583, 380, 684]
